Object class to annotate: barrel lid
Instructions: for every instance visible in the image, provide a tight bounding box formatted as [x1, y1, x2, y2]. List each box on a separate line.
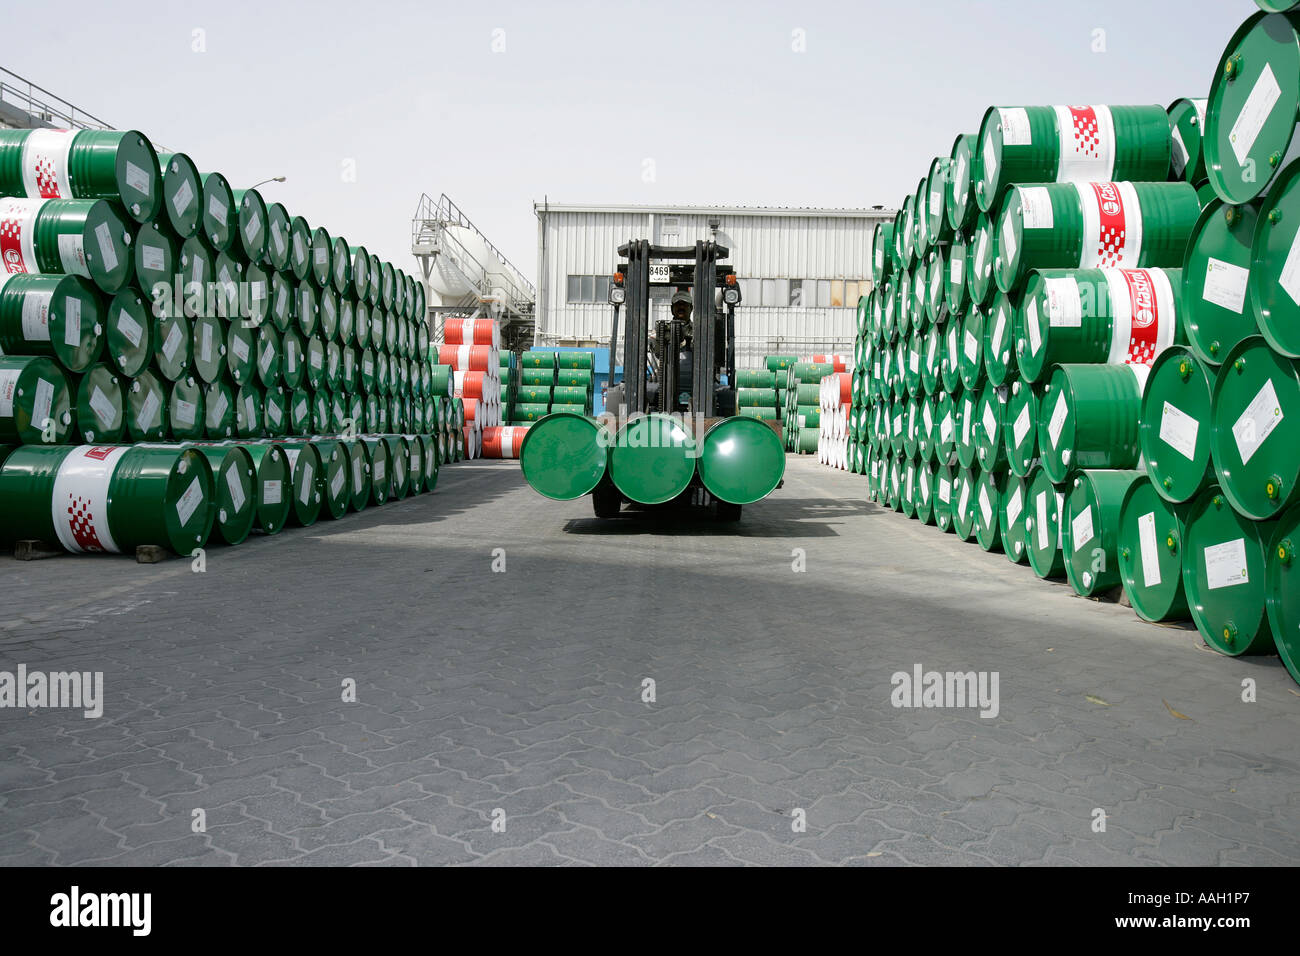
[1265, 503, 1300, 682]
[519, 412, 609, 500]
[71, 200, 133, 294]
[1250, 157, 1300, 358]
[1141, 345, 1214, 502]
[168, 375, 205, 440]
[233, 188, 268, 262]
[158, 152, 201, 238]
[609, 413, 697, 505]
[203, 379, 234, 438]
[225, 320, 254, 386]
[289, 216, 312, 281]
[1184, 198, 1259, 364]
[1183, 485, 1274, 655]
[1210, 335, 1299, 518]
[984, 290, 1017, 386]
[330, 236, 350, 294]
[126, 368, 167, 441]
[177, 235, 214, 312]
[968, 212, 996, 305]
[952, 464, 980, 540]
[74, 362, 123, 443]
[202, 444, 255, 544]
[199, 172, 235, 251]
[255, 325, 281, 388]
[947, 134, 977, 232]
[152, 313, 190, 382]
[1118, 474, 1189, 622]
[973, 379, 1007, 471]
[1025, 465, 1066, 578]
[958, 308, 986, 391]
[926, 157, 951, 242]
[133, 221, 176, 307]
[1167, 97, 1208, 184]
[1205, 11, 1300, 205]
[265, 203, 291, 272]
[235, 383, 263, 438]
[970, 468, 1000, 551]
[310, 226, 332, 288]
[1039, 369, 1075, 483]
[999, 473, 1029, 562]
[1064, 470, 1105, 596]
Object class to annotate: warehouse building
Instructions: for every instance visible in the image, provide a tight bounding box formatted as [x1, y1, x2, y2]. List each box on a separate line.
[533, 202, 894, 370]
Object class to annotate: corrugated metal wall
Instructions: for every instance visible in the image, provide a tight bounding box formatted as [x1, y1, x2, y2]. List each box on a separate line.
[535, 205, 892, 368]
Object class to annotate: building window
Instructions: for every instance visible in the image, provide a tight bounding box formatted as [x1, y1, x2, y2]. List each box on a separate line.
[567, 275, 582, 302]
[566, 274, 614, 303]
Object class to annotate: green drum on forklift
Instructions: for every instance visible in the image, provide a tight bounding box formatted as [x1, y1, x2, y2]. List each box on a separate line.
[1118, 474, 1191, 622]
[698, 416, 784, 505]
[519, 412, 609, 500]
[609, 413, 697, 505]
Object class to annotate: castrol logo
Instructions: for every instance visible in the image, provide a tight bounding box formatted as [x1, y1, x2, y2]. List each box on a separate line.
[1101, 198, 1121, 217]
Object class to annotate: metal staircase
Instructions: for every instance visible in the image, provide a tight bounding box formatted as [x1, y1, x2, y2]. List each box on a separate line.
[0, 66, 113, 131]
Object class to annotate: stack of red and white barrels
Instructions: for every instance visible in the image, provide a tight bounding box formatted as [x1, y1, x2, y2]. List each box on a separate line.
[818, 371, 853, 469]
[438, 318, 503, 458]
[811, 354, 852, 372]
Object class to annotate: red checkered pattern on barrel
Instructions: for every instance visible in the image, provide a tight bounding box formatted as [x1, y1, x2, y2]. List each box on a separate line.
[1098, 224, 1126, 268]
[1127, 338, 1157, 365]
[66, 494, 106, 551]
[33, 157, 62, 199]
[1069, 106, 1101, 158]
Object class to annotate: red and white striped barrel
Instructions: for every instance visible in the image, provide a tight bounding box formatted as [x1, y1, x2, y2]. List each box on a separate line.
[455, 370, 494, 400]
[443, 318, 501, 348]
[812, 354, 851, 372]
[481, 424, 529, 459]
[438, 344, 498, 372]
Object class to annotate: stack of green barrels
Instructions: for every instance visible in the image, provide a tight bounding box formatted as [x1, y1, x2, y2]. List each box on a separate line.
[735, 369, 779, 432]
[854, 16, 1300, 687]
[781, 360, 835, 455]
[0, 126, 461, 556]
[511, 349, 595, 421]
[499, 349, 518, 422]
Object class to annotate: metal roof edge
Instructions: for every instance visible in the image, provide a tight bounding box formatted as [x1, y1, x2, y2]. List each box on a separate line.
[533, 202, 896, 219]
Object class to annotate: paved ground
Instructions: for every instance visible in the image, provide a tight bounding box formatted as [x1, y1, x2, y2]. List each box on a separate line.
[0, 456, 1297, 866]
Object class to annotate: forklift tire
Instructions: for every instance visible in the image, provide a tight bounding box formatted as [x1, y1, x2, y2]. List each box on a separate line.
[715, 501, 742, 522]
[592, 486, 622, 519]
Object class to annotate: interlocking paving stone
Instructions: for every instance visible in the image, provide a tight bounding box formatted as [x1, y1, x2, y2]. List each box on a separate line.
[0, 457, 1297, 865]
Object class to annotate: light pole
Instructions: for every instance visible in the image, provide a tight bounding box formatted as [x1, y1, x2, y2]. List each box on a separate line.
[250, 176, 286, 189]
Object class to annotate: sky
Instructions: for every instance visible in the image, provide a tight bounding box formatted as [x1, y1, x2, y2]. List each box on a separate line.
[4, 0, 1256, 283]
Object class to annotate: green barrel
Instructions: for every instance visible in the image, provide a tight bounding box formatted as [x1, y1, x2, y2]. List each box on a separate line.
[926, 156, 952, 245]
[556, 367, 593, 390]
[946, 234, 970, 316]
[313, 439, 351, 518]
[765, 355, 797, 372]
[1168, 97, 1208, 184]
[973, 468, 1006, 552]
[0, 272, 103, 372]
[383, 435, 410, 499]
[518, 412, 608, 500]
[212, 251, 246, 321]
[342, 439, 370, 511]
[1004, 379, 1039, 477]
[330, 236, 350, 294]
[873, 222, 895, 286]
[1183, 486, 1277, 655]
[972, 379, 1007, 472]
[71, 362, 124, 443]
[549, 385, 584, 405]
[977, 105, 1171, 212]
[350, 246, 370, 301]
[105, 287, 151, 377]
[1063, 468, 1141, 596]
[1140, 345, 1214, 503]
[951, 464, 980, 541]
[1118, 474, 1190, 622]
[995, 182, 1200, 294]
[133, 220, 176, 304]
[167, 375, 204, 440]
[0, 196, 133, 293]
[354, 301, 372, 350]
[940, 318, 962, 393]
[900, 194, 917, 265]
[935, 386, 961, 460]
[1209, 335, 1300, 519]
[921, 323, 943, 395]
[243, 442, 291, 534]
[195, 445, 256, 546]
[904, 329, 923, 396]
[235, 383, 263, 439]
[735, 369, 775, 388]
[968, 212, 996, 306]
[1204, 11, 1300, 204]
[1250, 158, 1300, 358]
[958, 308, 986, 392]
[366, 252, 382, 307]
[1039, 364, 1144, 483]
[225, 319, 254, 387]
[521, 350, 555, 370]
[319, 288, 340, 343]
[309, 226, 331, 288]
[557, 351, 593, 370]
[550, 402, 587, 416]
[296, 281, 319, 338]
[152, 312, 191, 382]
[0, 355, 71, 443]
[156, 152, 201, 238]
[279, 441, 324, 525]
[736, 387, 776, 408]
[916, 393, 937, 461]
[934, 460, 956, 531]
[190, 313, 223, 384]
[265, 202, 291, 272]
[1018, 268, 1182, 383]
[231, 188, 268, 263]
[900, 458, 919, 519]
[338, 298, 355, 349]
[947, 133, 978, 233]
[999, 472, 1029, 563]
[1026, 465, 1066, 579]
[199, 172, 235, 251]
[1266, 504, 1300, 683]
[204, 379, 235, 439]
[0, 128, 161, 223]
[983, 290, 1017, 386]
[796, 427, 818, 454]
[1184, 200, 1258, 365]
[362, 436, 390, 505]
[311, 388, 331, 433]
[288, 215, 311, 281]
[379, 261, 395, 311]
[176, 235, 213, 314]
[521, 367, 555, 388]
[698, 416, 784, 505]
[282, 330, 305, 391]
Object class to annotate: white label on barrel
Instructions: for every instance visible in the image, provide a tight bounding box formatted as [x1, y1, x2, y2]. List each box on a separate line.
[962, 398, 973, 446]
[909, 350, 919, 374]
[352, 456, 362, 488]
[21, 130, 75, 198]
[1026, 299, 1042, 354]
[275, 282, 287, 317]
[939, 478, 951, 503]
[190, 252, 203, 284]
[232, 335, 249, 362]
[218, 264, 233, 289]
[1007, 485, 1023, 527]
[209, 194, 228, 227]
[975, 230, 989, 274]
[892, 413, 902, 436]
[1138, 510, 1161, 588]
[51, 444, 129, 552]
[374, 459, 385, 482]
[1229, 62, 1280, 167]
[1201, 258, 1248, 315]
[1205, 537, 1248, 589]
[1036, 491, 1049, 550]
[226, 465, 246, 512]
[1013, 403, 1031, 447]
[310, 348, 322, 369]
[176, 476, 204, 526]
[919, 472, 929, 503]
[957, 479, 970, 519]
[1072, 505, 1094, 552]
[981, 402, 996, 441]
[244, 211, 260, 243]
[1077, 182, 1143, 270]
[982, 131, 998, 183]
[200, 323, 213, 362]
[1232, 378, 1283, 464]
[171, 178, 194, 216]
[922, 402, 933, 435]
[57, 233, 89, 278]
[1170, 125, 1189, 177]
[978, 484, 992, 529]
[940, 413, 953, 444]
[926, 333, 938, 369]
[251, 280, 265, 302]
[174, 398, 195, 425]
[950, 256, 963, 285]
[1000, 107, 1032, 146]
[210, 389, 227, 422]
[314, 246, 327, 266]
[991, 307, 1007, 356]
[32, 377, 53, 428]
[1044, 277, 1082, 328]
[963, 329, 978, 363]
[1020, 186, 1054, 229]
[93, 222, 118, 273]
[89, 385, 115, 426]
[243, 394, 255, 426]
[293, 232, 305, 263]
[271, 221, 285, 257]
[137, 388, 159, 428]
[905, 465, 914, 500]
[1279, 225, 1300, 307]
[294, 399, 307, 422]
[330, 466, 346, 498]
[1054, 105, 1116, 182]
[263, 479, 281, 505]
[267, 399, 281, 424]
[21, 289, 52, 341]
[324, 296, 335, 322]
[287, 348, 296, 372]
[161, 322, 182, 362]
[125, 161, 151, 196]
[259, 342, 273, 373]
[1159, 400, 1199, 461]
[1047, 391, 1068, 448]
[1001, 211, 1018, 265]
[140, 244, 165, 273]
